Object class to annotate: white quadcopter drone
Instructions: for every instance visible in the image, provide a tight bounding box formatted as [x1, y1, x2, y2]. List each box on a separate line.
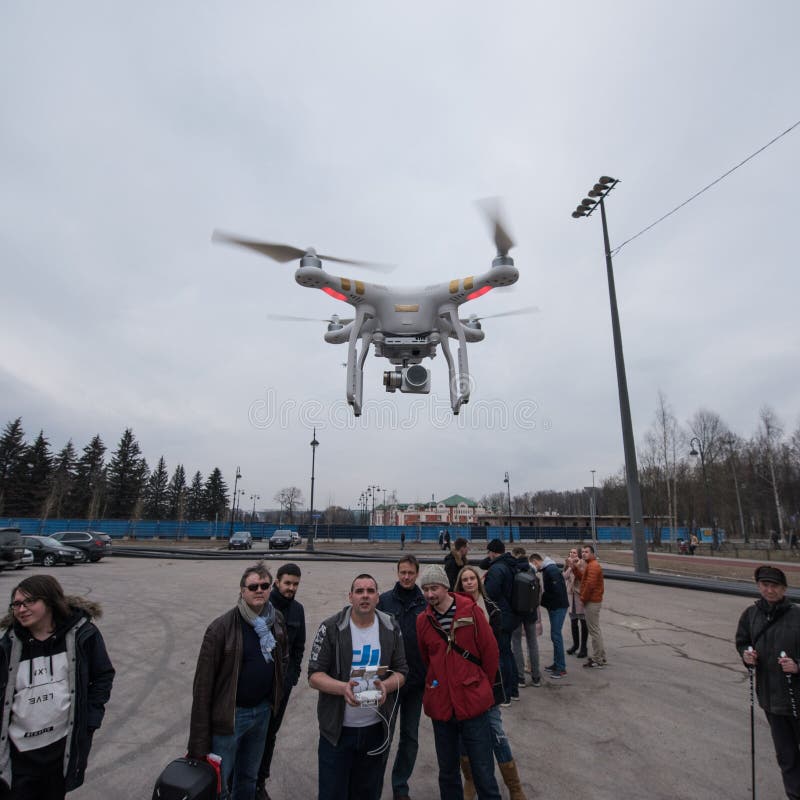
[213, 205, 532, 416]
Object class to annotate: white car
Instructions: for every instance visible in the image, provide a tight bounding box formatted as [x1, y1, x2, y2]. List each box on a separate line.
[291, 531, 302, 547]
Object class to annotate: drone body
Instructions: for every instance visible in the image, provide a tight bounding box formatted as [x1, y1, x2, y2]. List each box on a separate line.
[214, 206, 528, 416]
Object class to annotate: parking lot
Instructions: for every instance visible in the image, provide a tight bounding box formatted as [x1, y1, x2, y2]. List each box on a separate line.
[0, 550, 784, 799]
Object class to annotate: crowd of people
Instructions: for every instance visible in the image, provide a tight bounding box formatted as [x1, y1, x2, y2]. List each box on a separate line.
[6, 540, 796, 799]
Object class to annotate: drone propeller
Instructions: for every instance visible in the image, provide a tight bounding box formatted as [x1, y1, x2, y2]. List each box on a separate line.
[212, 231, 395, 273]
[460, 305, 539, 323]
[267, 313, 354, 325]
[477, 197, 515, 257]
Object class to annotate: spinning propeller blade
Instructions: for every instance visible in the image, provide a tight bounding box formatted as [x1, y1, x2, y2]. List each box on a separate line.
[212, 231, 394, 272]
[477, 198, 515, 257]
[460, 305, 539, 323]
[267, 313, 354, 325]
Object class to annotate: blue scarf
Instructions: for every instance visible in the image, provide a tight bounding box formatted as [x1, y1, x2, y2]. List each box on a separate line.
[237, 597, 277, 663]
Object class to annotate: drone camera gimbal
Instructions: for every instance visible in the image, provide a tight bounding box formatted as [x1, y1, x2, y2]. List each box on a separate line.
[383, 364, 431, 395]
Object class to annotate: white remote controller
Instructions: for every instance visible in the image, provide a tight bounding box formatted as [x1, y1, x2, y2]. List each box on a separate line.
[355, 689, 382, 706]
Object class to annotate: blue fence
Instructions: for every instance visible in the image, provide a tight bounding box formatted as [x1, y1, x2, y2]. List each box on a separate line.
[0, 518, 688, 543]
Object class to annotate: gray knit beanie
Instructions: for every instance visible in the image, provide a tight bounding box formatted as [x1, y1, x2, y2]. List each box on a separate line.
[419, 564, 449, 588]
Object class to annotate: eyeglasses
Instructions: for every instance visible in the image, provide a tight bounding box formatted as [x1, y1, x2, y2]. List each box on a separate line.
[9, 597, 40, 611]
[245, 582, 271, 592]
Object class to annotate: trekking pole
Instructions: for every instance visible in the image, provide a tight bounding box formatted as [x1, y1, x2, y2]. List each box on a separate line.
[780, 651, 798, 720]
[746, 646, 756, 800]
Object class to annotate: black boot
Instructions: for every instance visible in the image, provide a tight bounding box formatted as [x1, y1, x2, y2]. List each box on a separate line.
[576, 619, 588, 659]
[566, 618, 579, 655]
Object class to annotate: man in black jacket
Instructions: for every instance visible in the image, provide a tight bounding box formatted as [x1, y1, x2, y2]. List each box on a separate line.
[443, 538, 469, 590]
[484, 538, 521, 704]
[257, 563, 306, 800]
[736, 565, 800, 799]
[530, 553, 569, 680]
[377, 556, 427, 800]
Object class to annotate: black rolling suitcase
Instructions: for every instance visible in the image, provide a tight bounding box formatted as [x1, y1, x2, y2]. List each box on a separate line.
[153, 756, 218, 800]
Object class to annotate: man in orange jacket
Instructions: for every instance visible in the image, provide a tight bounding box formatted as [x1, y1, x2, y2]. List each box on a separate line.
[578, 545, 606, 668]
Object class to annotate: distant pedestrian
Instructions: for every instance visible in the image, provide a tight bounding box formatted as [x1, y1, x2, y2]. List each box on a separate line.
[0, 574, 115, 800]
[443, 537, 469, 590]
[736, 566, 800, 799]
[438, 531, 444, 550]
[443, 531, 451, 551]
[530, 553, 569, 679]
[400, 530, 406, 551]
[563, 547, 587, 658]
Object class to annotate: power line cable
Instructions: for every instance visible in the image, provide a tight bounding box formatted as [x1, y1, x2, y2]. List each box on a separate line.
[610, 118, 800, 257]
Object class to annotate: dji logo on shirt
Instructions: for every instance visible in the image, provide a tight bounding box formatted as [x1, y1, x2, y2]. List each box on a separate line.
[352, 645, 380, 668]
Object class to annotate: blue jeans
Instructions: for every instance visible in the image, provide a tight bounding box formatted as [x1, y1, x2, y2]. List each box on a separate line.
[512, 617, 540, 681]
[318, 722, 386, 800]
[547, 607, 568, 672]
[487, 706, 513, 763]
[211, 699, 271, 800]
[432, 714, 501, 800]
[383, 684, 424, 797]
[498, 629, 519, 702]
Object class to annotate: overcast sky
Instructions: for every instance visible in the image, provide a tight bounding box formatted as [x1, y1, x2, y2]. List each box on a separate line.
[2, 2, 798, 512]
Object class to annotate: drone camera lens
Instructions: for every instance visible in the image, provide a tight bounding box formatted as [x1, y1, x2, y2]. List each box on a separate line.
[405, 364, 428, 388]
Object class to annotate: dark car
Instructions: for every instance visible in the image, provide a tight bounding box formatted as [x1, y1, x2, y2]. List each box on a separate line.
[268, 530, 293, 550]
[228, 531, 253, 550]
[21, 535, 85, 566]
[0, 527, 25, 571]
[51, 530, 113, 562]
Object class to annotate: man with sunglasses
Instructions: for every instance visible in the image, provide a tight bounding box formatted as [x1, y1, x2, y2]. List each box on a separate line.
[189, 563, 289, 800]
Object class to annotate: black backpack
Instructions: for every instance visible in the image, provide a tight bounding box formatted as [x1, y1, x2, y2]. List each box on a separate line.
[511, 566, 540, 616]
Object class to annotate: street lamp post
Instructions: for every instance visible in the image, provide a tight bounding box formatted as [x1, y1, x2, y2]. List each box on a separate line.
[572, 177, 649, 573]
[690, 436, 718, 550]
[503, 472, 514, 543]
[249, 493, 260, 525]
[307, 429, 319, 552]
[368, 484, 382, 527]
[229, 466, 241, 537]
[584, 469, 598, 551]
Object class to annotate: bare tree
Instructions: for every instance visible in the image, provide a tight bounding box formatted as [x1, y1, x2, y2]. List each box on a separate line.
[274, 486, 304, 524]
[758, 406, 786, 542]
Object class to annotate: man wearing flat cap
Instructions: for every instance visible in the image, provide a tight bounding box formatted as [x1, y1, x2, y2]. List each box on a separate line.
[735, 565, 800, 799]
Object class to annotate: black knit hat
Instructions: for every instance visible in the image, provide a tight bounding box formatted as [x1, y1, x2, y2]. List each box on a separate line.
[754, 565, 788, 586]
[487, 538, 505, 554]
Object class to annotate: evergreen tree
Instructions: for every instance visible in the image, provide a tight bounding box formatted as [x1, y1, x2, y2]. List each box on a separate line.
[167, 464, 187, 520]
[186, 470, 205, 520]
[106, 429, 148, 519]
[203, 468, 229, 521]
[144, 456, 170, 519]
[22, 431, 53, 517]
[0, 418, 26, 516]
[46, 440, 78, 519]
[70, 435, 107, 519]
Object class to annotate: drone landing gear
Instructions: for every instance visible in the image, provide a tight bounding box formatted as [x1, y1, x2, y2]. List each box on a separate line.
[346, 308, 372, 417]
[440, 308, 471, 414]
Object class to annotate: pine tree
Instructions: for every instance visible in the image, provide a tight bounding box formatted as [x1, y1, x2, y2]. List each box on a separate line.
[144, 456, 170, 519]
[203, 468, 229, 521]
[186, 471, 205, 520]
[22, 431, 53, 517]
[0, 418, 27, 516]
[70, 435, 107, 519]
[106, 429, 148, 519]
[167, 464, 187, 520]
[46, 440, 78, 519]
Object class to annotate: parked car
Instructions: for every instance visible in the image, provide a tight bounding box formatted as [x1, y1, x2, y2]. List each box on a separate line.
[268, 530, 293, 550]
[15, 549, 34, 570]
[290, 531, 302, 547]
[228, 531, 253, 550]
[0, 527, 24, 571]
[21, 535, 86, 566]
[51, 530, 113, 562]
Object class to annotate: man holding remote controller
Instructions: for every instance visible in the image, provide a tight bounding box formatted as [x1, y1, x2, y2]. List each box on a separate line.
[309, 573, 408, 800]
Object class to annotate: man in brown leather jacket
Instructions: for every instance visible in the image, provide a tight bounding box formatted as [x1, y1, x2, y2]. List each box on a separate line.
[188, 562, 288, 800]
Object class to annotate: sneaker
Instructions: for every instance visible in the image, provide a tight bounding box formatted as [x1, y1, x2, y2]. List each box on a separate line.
[511, 693, 521, 701]
[543, 664, 557, 672]
[530, 678, 542, 687]
[583, 658, 605, 669]
[549, 670, 567, 679]
[518, 680, 528, 688]
[500, 700, 511, 707]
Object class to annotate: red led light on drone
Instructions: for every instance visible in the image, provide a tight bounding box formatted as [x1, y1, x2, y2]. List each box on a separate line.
[322, 287, 348, 301]
[466, 286, 492, 301]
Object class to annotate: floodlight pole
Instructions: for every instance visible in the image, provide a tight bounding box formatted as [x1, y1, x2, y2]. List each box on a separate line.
[504, 472, 514, 543]
[229, 466, 241, 537]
